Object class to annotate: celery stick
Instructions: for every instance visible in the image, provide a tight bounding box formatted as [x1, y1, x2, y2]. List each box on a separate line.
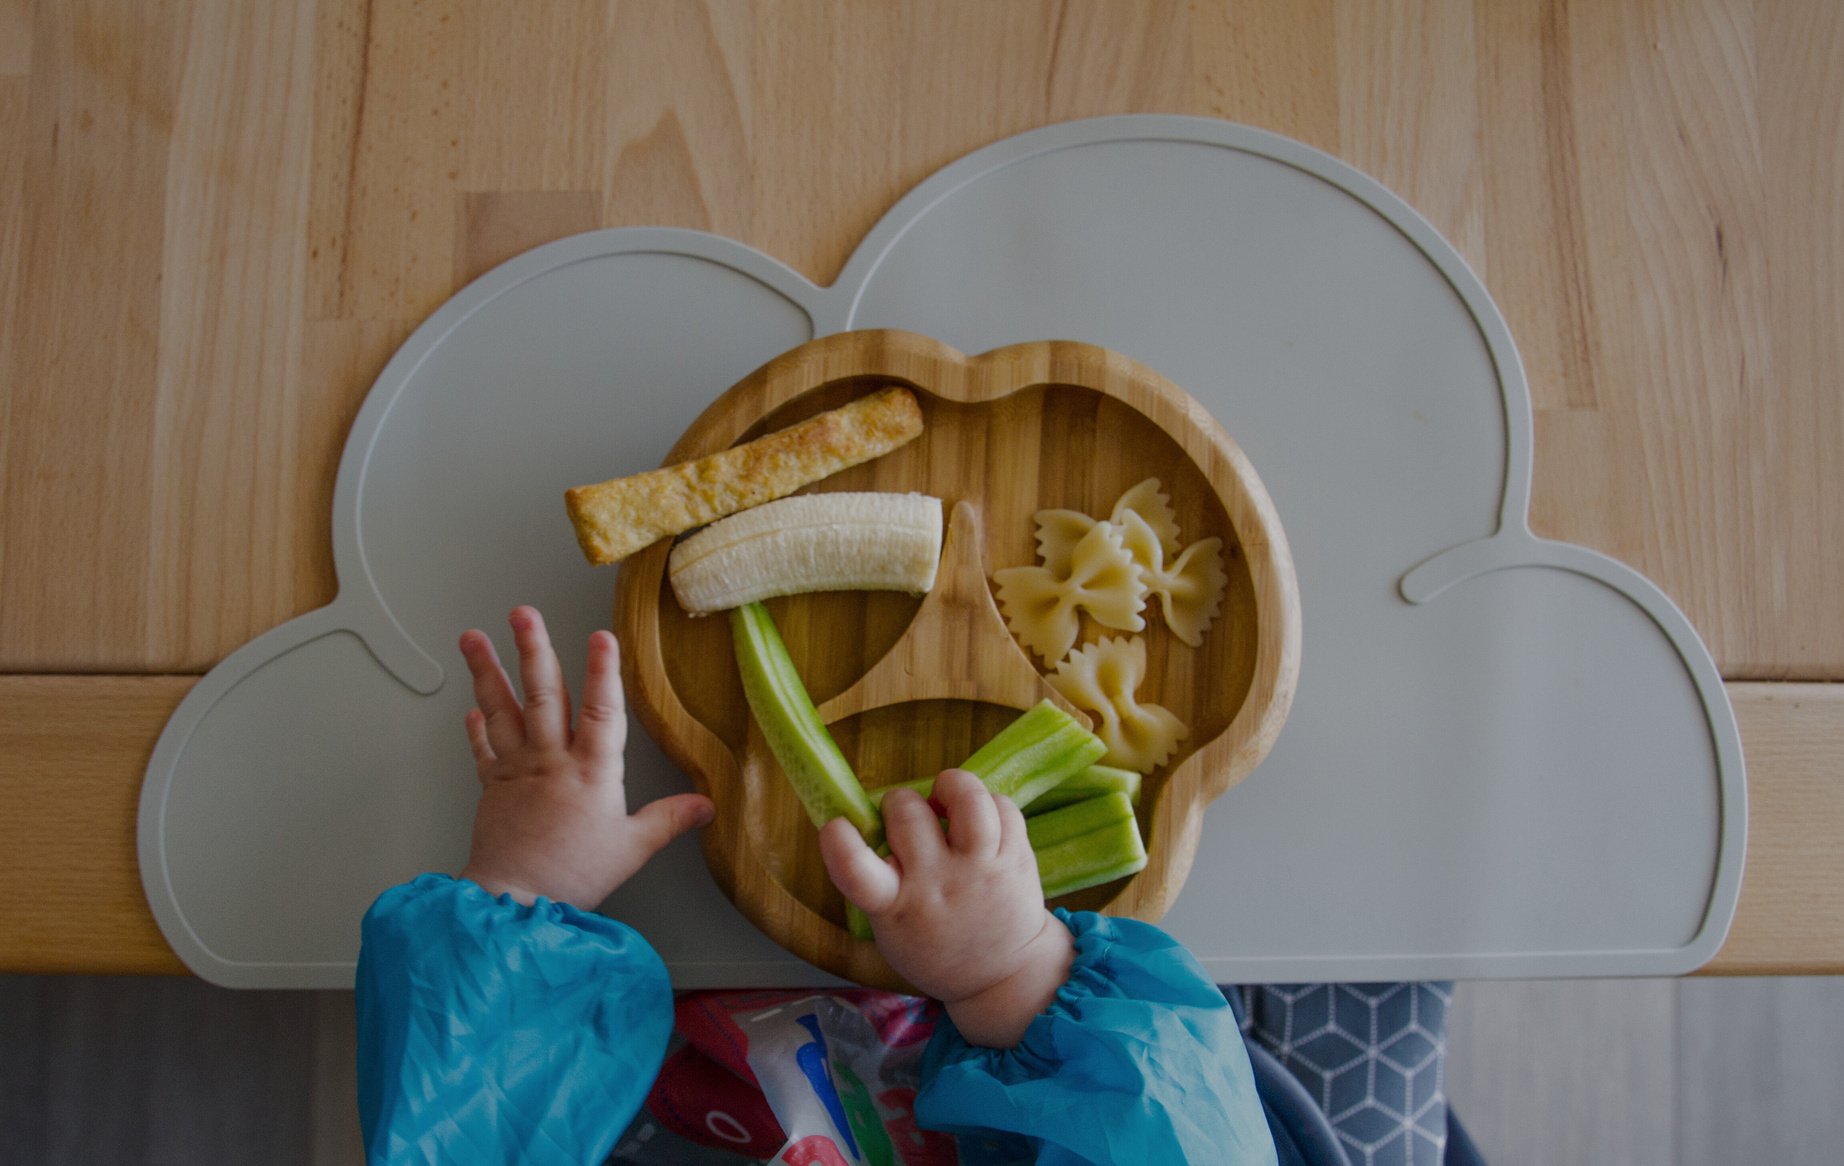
[1023, 765, 1142, 815]
[863, 702, 1106, 813]
[958, 700, 1107, 809]
[1033, 800, 1148, 899]
[732, 602, 880, 842]
[1024, 791, 1137, 850]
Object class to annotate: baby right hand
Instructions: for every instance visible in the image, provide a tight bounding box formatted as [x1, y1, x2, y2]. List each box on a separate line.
[819, 768, 1075, 1048]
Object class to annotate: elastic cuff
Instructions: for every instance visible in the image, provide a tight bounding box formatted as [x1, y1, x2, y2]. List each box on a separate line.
[932, 908, 1228, 1072]
[363, 872, 667, 979]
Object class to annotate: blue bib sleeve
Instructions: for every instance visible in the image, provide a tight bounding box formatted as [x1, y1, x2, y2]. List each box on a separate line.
[914, 909, 1277, 1166]
[355, 873, 672, 1166]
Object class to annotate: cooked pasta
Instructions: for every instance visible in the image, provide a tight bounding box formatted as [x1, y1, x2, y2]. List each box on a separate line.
[1110, 478, 1182, 559]
[1115, 510, 1228, 648]
[994, 520, 1147, 662]
[1022, 478, 1227, 650]
[1047, 636, 1189, 773]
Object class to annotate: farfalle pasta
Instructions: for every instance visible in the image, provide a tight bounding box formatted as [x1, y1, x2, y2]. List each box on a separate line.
[1012, 478, 1227, 651]
[993, 520, 1147, 662]
[1115, 510, 1229, 648]
[1032, 508, 1102, 577]
[1029, 483, 1173, 577]
[1048, 636, 1189, 773]
[1111, 478, 1182, 559]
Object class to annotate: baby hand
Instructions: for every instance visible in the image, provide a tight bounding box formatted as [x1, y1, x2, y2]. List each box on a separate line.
[819, 769, 1074, 1048]
[457, 606, 714, 910]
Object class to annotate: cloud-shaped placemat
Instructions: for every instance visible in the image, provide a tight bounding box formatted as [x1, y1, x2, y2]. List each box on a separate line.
[140, 117, 1742, 988]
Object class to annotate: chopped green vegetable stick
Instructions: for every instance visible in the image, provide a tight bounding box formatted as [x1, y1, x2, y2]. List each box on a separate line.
[847, 903, 874, 941]
[731, 602, 881, 843]
[1024, 765, 1142, 814]
[1039, 835, 1148, 898]
[863, 702, 1106, 813]
[865, 775, 935, 810]
[1024, 791, 1137, 850]
[958, 700, 1108, 809]
[1036, 809, 1149, 899]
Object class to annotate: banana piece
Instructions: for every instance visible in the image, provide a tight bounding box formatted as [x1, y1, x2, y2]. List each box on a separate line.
[669, 492, 943, 614]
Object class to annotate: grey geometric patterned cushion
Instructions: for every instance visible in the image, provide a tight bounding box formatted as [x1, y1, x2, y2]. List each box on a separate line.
[1236, 983, 1455, 1166]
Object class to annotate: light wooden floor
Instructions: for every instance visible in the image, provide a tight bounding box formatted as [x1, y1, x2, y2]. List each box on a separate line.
[1448, 977, 1844, 1165]
[2, 975, 1840, 1163]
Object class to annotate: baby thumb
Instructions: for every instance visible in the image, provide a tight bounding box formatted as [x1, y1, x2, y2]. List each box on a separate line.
[629, 793, 716, 859]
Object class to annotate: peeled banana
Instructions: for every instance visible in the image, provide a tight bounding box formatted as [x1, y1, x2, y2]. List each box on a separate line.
[669, 491, 944, 614]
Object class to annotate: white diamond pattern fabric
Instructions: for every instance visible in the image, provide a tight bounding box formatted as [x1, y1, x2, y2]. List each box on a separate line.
[1238, 983, 1456, 1165]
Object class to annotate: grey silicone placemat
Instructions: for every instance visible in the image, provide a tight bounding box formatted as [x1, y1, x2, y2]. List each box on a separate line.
[140, 116, 1743, 988]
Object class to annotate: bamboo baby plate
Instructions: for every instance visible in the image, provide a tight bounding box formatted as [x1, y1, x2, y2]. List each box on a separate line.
[616, 328, 1300, 988]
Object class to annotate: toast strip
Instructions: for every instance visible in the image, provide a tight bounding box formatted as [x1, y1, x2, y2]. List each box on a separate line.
[565, 386, 924, 565]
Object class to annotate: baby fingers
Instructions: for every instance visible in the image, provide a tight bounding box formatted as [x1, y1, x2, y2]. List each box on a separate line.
[881, 787, 946, 872]
[572, 630, 628, 774]
[510, 607, 569, 749]
[464, 708, 496, 775]
[935, 769, 1002, 857]
[460, 629, 525, 755]
[819, 818, 900, 915]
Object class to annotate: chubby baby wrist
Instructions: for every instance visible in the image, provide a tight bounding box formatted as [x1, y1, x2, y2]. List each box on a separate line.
[458, 864, 541, 906]
[941, 912, 1076, 1049]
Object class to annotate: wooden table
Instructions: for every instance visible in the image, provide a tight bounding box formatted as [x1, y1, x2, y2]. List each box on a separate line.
[2, 0, 1838, 977]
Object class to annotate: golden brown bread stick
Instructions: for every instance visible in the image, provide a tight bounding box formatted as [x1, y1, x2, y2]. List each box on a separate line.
[565, 386, 925, 565]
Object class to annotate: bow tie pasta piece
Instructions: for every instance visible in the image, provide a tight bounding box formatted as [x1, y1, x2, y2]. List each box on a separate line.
[995, 520, 1147, 662]
[1048, 636, 1189, 773]
[1115, 510, 1229, 648]
[1033, 508, 1100, 577]
[1038, 479, 1182, 575]
[1110, 478, 1183, 560]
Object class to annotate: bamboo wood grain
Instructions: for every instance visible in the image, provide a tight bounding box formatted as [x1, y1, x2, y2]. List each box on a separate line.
[815, 500, 1087, 726]
[616, 331, 1301, 987]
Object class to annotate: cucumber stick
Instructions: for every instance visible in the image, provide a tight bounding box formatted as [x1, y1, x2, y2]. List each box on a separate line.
[862, 702, 1106, 812]
[1022, 765, 1141, 815]
[1029, 792, 1148, 898]
[864, 777, 927, 809]
[846, 794, 1145, 937]
[1037, 817, 1148, 898]
[961, 700, 1109, 808]
[731, 602, 880, 842]
[867, 762, 1135, 814]
[1023, 789, 1136, 849]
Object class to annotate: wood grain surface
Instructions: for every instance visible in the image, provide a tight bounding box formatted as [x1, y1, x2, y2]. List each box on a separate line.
[1705, 684, 1844, 976]
[0, 0, 1839, 973]
[0, 677, 190, 975]
[1, 676, 1834, 977]
[614, 331, 1299, 987]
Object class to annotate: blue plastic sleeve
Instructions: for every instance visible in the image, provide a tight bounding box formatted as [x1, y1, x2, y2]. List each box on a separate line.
[914, 909, 1277, 1166]
[355, 873, 673, 1165]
